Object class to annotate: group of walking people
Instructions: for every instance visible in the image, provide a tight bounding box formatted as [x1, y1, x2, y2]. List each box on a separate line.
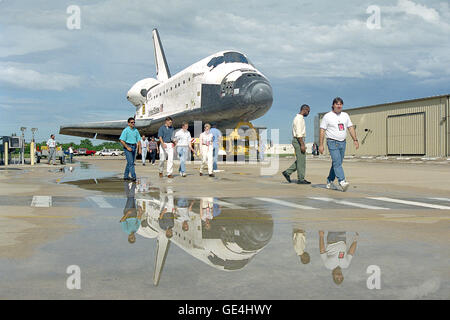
[119, 116, 222, 181]
[282, 97, 359, 191]
[120, 96, 358, 189]
[138, 135, 158, 166]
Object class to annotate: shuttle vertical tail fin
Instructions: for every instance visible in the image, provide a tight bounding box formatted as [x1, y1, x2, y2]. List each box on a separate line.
[152, 29, 171, 81]
[153, 234, 170, 286]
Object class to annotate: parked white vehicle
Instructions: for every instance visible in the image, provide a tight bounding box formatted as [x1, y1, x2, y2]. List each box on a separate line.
[97, 149, 123, 156]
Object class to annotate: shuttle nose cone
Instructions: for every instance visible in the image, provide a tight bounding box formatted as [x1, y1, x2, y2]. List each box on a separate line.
[249, 82, 273, 107]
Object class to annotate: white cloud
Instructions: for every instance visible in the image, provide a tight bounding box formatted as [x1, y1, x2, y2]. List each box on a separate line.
[0, 26, 67, 58]
[397, 0, 440, 24]
[1, 0, 448, 81]
[0, 63, 81, 91]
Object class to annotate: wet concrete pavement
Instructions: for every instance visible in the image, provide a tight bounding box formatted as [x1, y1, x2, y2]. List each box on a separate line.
[0, 158, 449, 299]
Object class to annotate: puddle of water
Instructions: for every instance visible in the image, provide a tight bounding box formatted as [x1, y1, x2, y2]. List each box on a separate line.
[57, 162, 117, 184]
[0, 177, 448, 299]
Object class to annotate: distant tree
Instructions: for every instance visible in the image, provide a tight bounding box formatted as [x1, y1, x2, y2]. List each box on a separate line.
[92, 141, 121, 151]
[79, 139, 94, 149]
[34, 139, 122, 151]
[61, 143, 72, 150]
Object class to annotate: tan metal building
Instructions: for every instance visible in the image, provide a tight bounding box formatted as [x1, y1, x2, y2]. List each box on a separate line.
[315, 94, 450, 157]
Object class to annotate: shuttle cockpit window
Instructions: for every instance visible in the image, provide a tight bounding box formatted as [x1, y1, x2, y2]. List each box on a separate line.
[207, 55, 225, 68]
[224, 52, 249, 64]
[207, 52, 253, 69]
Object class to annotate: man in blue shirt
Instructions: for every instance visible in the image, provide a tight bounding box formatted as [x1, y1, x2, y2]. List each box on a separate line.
[119, 117, 142, 181]
[158, 117, 175, 178]
[210, 124, 222, 172]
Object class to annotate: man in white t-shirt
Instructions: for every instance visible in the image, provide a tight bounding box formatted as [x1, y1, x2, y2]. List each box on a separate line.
[174, 122, 194, 177]
[46, 134, 57, 165]
[141, 135, 149, 166]
[68, 144, 74, 163]
[175, 197, 195, 232]
[319, 230, 358, 285]
[318, 97, 359, 191]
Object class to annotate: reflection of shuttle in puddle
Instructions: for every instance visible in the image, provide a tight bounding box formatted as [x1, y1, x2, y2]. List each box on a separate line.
[136, 192, 273, 286]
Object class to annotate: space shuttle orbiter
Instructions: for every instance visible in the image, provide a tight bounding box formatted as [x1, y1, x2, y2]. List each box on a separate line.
[60, 29, 273, 140]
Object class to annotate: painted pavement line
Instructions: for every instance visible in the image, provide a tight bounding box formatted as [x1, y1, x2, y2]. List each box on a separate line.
[429, 197, 450, 202]
[254, 197, 317, 210]
[309, 197, 389, 210]
[88, 196, 114, 208]
[368, 197, 450, 210]
[31, 196, 52, 208]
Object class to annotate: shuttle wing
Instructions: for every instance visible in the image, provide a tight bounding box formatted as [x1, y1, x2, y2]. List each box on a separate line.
[152, 29, 171, 81]
[59, 119, 153, 141]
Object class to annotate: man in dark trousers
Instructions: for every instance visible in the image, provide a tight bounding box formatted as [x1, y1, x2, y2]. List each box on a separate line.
[148, 137, 158, 165]
[282, 104, 311, 184]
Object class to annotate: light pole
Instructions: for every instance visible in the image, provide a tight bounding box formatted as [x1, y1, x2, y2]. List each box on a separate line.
[31, 128, 38, 142]
[20, 127, 27, 165]
[31, 128, 38, 166]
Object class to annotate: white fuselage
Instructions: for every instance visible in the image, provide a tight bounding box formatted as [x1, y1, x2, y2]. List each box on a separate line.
[129, 51, 266, 122]
[60, 46, 273, 141]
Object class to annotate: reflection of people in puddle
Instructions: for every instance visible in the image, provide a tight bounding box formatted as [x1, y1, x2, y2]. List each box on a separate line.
[120, 181, 143, 243]
[200, 197, 215, 230]
[175, 198, 195, 231]
[319, 230, 358, 285]
[159, 191, 175, 238]
[213, 198, 221, 218]
[292, 228, 310, 264]
[136, 177, 150, 193]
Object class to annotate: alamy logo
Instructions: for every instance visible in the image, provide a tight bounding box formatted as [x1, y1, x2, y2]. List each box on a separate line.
[366, 265, 381, 289]
[66, 265, 81, 289]
[366, 5, 381, 30]
[66, 5, 81, 30]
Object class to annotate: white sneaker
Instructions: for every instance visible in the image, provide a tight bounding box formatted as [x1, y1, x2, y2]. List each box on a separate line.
[339, 180, 350, 192]
[326, 180, 336, 190]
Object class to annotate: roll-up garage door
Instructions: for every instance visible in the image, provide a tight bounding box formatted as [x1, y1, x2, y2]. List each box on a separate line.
[387, 112, 425, 155]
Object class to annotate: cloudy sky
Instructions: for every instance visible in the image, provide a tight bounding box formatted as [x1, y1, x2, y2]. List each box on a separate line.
[0, 0, 449, 143]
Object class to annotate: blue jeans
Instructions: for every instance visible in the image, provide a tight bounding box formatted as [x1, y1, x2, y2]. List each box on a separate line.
[213, 145, 219, 171]
[149, 149, 157, 164]
[327, 139, 346, 183]
[124, 144, 137, 179]
[177, 146, 188, 173]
